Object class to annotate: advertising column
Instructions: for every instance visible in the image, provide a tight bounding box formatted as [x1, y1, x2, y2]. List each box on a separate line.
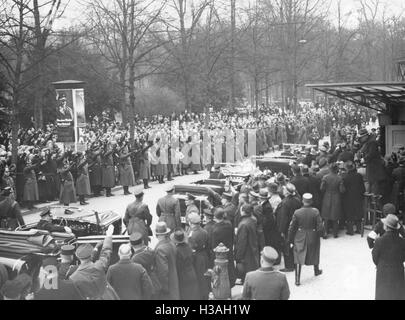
[52, 81, 86, 152]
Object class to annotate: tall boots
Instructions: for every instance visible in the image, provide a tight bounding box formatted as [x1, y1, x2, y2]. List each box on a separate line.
[106, 188, 114, 197]
[143, 179, 151, 189]
[314, 265, 323, 277]
[123, 186, 131, 195]
[167, 172, 173, 181]
[295, 265, 323, 286]
[79, 195, 89, 206]
[295, 265, 302, 286]
[158, 176, 165, 184]
[346, 221, 354, 236]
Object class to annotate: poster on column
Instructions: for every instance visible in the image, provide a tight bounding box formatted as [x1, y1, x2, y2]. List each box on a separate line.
[56, 89, 75, 143]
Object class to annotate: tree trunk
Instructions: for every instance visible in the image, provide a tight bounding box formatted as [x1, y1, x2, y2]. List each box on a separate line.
[129, 64, 136, 144]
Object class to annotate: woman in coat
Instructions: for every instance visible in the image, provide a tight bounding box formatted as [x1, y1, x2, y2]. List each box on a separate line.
[372, 214, 405, 300]
[170, 230, 200, 300]
[320, 163, 345, 238]
[342, 161, 365, 235]
[59, 166, 77, 206]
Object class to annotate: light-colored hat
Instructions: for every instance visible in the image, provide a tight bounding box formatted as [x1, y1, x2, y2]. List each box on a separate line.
[303, 193, 313, 201]
[155, 222, 171, 235]
[381, 214, 400, 230]
[75, 243, 94, 260]
[166, 184, 175, 192]
[118, 244, 132, 257]
[133, 186, 144, 197]
[188, 212, 201, 224]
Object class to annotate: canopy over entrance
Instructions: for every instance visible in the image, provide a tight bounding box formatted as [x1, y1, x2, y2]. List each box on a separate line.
[306, 82, 405, 113]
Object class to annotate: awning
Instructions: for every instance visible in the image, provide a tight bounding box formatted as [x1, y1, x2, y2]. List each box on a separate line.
[306, 82, 405, 113]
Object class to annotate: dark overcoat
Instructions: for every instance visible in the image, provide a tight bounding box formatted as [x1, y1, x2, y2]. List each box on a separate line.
[89, 155, 102, 187]
[320, 173, 345, 221]
[288, 206, 323, 265]
[59, 171, 76, 205]
[76, 164, 91, 196]
[360, 137, 387, 184]
[211, 220, 236, 287]
[188, 226, 210, 300]
[23, 167, 39, 201]
[156, 195, 181, 231]
[174, 242, 200, 300]
[124, 200, 152, 244]
[372, 231, 405, 300]
[235, 216, 260, 277]
[262, 200, 282, 251]
[154, 238, 180, 300]
[119, 149, 135, 186]
[138, 150, 151, 180]
[342, 170, 365, 221]
[101, 153, 115, 188]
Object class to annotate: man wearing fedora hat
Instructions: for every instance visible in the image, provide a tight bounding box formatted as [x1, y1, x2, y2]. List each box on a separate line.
[211, 208, 236, 287]
[260, 189, 282, 265]
[276, 183, 302, 273]
[288, 194, 323, 286]
[170, 229, 200, 300]
[124, 186, 152, 245]
[156, 184, 181, 232]
[242, 247, 290, 300]
[58, 244, 78, 280]
[290, 165, 310, 198]
[372, 213, 405, 300]
[154, 222, 180, 300]
[235, 204, 260, 283]
[249, 190, 265, 251]
[187, 212, 210, 300]
[367, 204, 405, 249]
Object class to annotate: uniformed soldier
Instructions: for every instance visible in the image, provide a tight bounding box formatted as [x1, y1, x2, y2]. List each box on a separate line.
[288, 193, 323, 286]
[101, 142, 115, 197]
[76, 155, 91, 206]
[70, 225, 118, 300]
[36, 208, 73, 234]
[58, 245, 78, 280]
[220, 192, 237, 227]
[242, 247, 290, 300]
[119, 143, 135, 195]
[0, 187, 25, 230]
[124, 187, 152, 245]
[156, 184, 181, 231]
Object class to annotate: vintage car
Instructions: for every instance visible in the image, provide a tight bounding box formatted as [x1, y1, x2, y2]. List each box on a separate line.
[0, 207, 123, 279]
[173, 184, 224, 226]
[255, 157, 295, 177]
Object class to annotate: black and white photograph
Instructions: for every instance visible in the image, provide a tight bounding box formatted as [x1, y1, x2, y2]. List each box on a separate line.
[0, 0, 405, 306]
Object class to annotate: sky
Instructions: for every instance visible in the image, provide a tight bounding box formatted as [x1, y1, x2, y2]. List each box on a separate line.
[52, 0, 405, 30]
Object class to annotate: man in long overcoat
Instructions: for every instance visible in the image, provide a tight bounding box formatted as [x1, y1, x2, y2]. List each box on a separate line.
[138, 141, 151, 189]
[156, 185, 181, 231]
[235, 204, 260, 282]
[154, 222, 180, 300]
[170, 229, 200, 300]
[88, 149, 102, 197]
[372, 214, 405, 300]
[187, 213, 210, 300]
[101, 144, 115, 197]
[211, 208, 236, 287]
[320, 163, 345, 238]
[288, 194, 323, 286]
[59, 166, 76, 206]
[119, 144, 135, 195]
[276, 184, 302, 272]
[342, 161, 365, 235]
[76, 156, 91, 205]
[124, 188, 152, 245]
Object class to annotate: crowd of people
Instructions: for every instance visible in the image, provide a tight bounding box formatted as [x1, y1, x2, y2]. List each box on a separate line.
[0, 101, 404, 300]
[0, 103, 376, 211]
